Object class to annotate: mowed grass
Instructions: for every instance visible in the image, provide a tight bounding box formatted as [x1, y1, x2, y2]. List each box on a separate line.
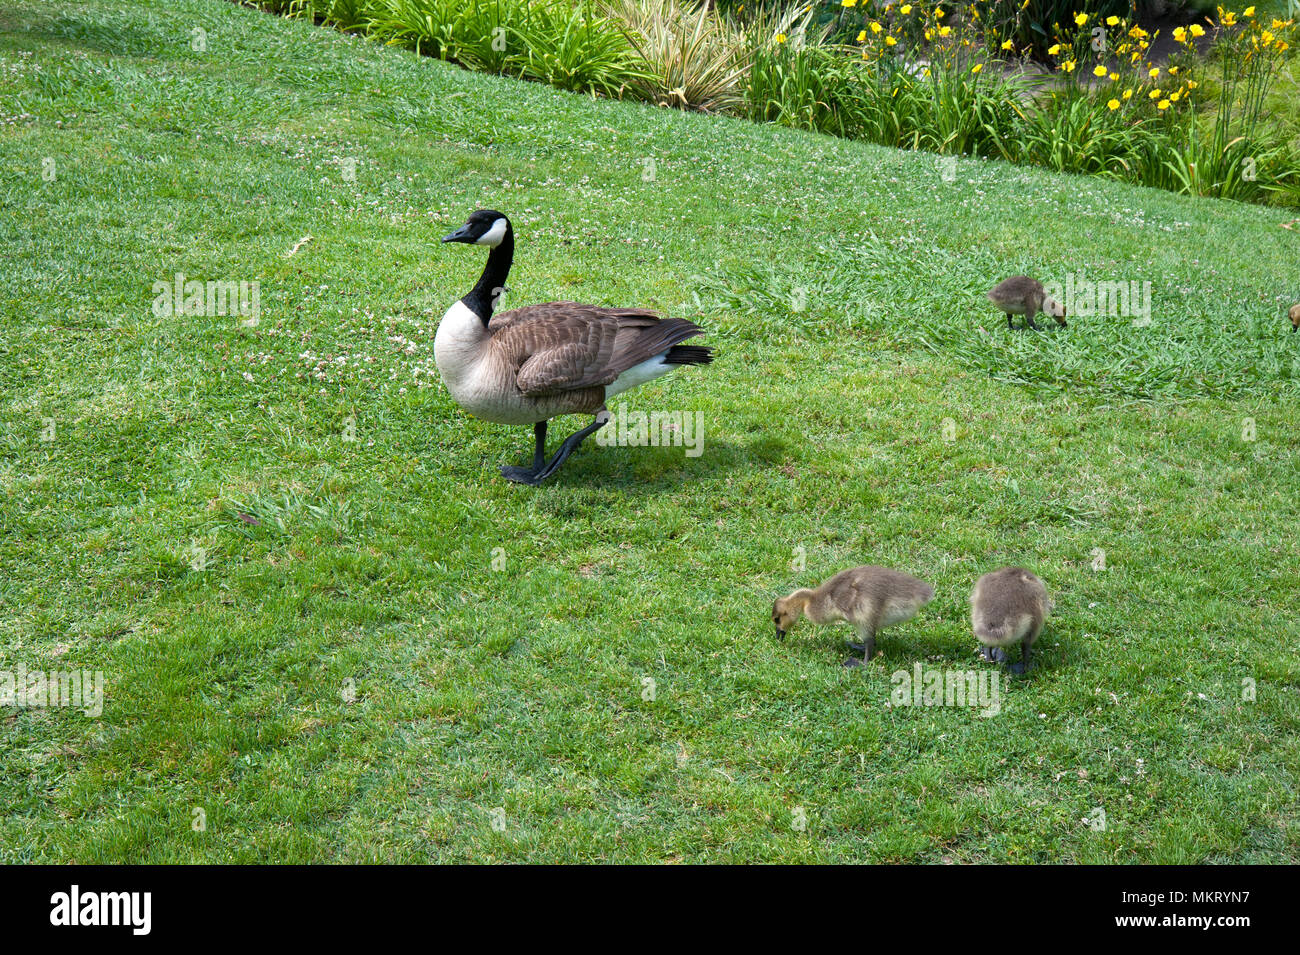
[1, 0, 1298, 863]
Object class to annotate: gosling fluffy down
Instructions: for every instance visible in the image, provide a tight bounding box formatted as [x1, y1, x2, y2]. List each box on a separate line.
[773, 565, 935, 669]
[970, 567, 1051, 674]
[987, 276, 1067, 330]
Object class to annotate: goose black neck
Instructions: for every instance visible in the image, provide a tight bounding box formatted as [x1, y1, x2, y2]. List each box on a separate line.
[462, 230, 514, 325]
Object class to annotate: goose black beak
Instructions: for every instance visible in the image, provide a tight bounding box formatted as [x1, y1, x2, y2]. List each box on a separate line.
[442, 224, 474, 243]
[775, 628, 786, 641]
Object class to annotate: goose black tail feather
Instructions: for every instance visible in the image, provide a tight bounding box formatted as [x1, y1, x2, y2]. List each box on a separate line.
[663, 345, 714, 365]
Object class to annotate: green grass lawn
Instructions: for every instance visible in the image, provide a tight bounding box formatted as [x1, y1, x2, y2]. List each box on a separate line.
[2, 0, 1298, 863]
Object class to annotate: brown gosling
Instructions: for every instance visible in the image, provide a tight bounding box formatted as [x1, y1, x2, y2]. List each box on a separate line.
[987, 276, 1067, 331]
[970, 567, 1051, 675]
[1289, 303, 1300, 333]
[773, 566, 935, 669]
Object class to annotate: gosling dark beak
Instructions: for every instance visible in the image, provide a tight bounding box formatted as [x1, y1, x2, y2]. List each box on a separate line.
[775, 628, 786, 641]
[442, 224, 474, 243]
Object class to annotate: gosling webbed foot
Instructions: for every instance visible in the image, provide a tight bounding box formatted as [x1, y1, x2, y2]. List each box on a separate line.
[980, 645, 1010, 664]
[846, 640, 867, 653]
[842, 657, 866, 669]
[1006, 661, 1028, 675]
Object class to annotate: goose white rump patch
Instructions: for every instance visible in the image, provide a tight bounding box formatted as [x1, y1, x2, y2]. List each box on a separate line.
[606, 352, 672, 397]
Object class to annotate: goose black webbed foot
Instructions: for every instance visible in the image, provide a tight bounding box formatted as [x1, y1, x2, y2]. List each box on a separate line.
[842, 657, 866, 669]
[500, 412, 610, 486]
[980, 646, 1010, 664]
[847, 640, 867, 653]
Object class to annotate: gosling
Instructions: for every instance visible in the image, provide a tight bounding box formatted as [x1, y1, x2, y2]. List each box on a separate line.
[772, 565, 935, 669]
[987, 276, 1067, 330]
[1289, 303, 1299, 333]
[970, 567, 1051, 675]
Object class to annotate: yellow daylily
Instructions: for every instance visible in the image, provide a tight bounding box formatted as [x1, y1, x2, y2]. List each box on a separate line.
[1002, 39, 1015, 50]
[1149, 88, 1162, 99]
[1148, 67, 1160, 78]
[1107, 98, 1120, 110]
[1062, 59, 1077, 72]
[886, 35, 897, 46]
[1244, 6, 1255, 17]
[870, 21, 883, 33]
[776, 32, 787, 44]
[1122, 87, 1133, 99]
[971, 62, 983, 73]
[900, 3, 912, 12]
[857, 29, 867, 41]
[1048, 43, 1061, 55]
[1106, 15, 1120, 26]
[1173, 26, 1187, 42]
[1186, 79, 1198, 89]
[1169, 66, 1179, 75]
[1075, 13, 1089, 26]
[841, 0, 857, 7]
[1093, 65, 1108, 76]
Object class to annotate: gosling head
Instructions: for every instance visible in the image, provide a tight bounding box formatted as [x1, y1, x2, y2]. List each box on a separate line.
[1044, 296, 1068, 327]
[772, 597, 801, 641]
[442, 209, 511, 248]
[1289, 303, 1299, 332]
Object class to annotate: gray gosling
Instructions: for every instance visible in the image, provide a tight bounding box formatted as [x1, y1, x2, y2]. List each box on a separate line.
[987, 276, 1067, 330]
[773, 565, 935, 669]
[970, 567, 1051, 675]
[1289, 303, 1299, 333]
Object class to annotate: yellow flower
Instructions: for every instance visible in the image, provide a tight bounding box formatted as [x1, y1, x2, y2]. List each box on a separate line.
[1186, 79, 1198, 89]
[1173, 26, 1186, 42]
[1280, 41, 1291, 52]
[1148, 67, 1160, 78]
[1003, 39, 1015, 50]
[841, 0, 857, 7]
[1157, 99, 1170, 110]
[936, 7, 946, 17]
[938, 25, 952, 37]
[1122, 87, 1133, 99]
[1207, 16, 1225, 30]
[886, 35, 898, 45]
[1048, 43, 1061, 55]
[1075, 13, 1089, 26]
[1261, 30, 1274, 44]
[900, 3, 912, 12]
[1107, 15, 1120, 26]
[971, 62, 983, 73]
[1170, 89, 1181, 101]
[1107, 98, 1120, 110]
[924, 29, 933, 40]
[1149, 88, 1162, 98]
[857, 29, 867, 41]
[1093, 65, 1108, 76]
[776, 32, 787, 43]
[1109, 72, 1119, 81]
[1062, 59, 1076, 72]
[1168, 66, 1179, 74]
[1244, 6, 1255, 16]
[871, 21, 883, 33]
[922, 67, 931, 77]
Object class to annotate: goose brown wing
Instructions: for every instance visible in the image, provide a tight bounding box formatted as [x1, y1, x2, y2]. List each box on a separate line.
[491, 303, 704, 397]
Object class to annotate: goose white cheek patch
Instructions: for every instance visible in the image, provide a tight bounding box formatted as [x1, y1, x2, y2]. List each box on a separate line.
[475, 218, 508, 247]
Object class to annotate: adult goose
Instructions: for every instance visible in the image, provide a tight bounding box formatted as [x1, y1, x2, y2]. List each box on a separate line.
[436, 210, 713, 485]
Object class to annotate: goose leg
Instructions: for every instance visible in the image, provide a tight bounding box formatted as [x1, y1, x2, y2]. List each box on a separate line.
[843, 626, 875, 669]
[1006, 641, 1031, 676]
[501, 412, 609, 485]
[1025, 313, 1040, 331]
[500, 421, 548, 485]
[1006, 313, 1015, 330]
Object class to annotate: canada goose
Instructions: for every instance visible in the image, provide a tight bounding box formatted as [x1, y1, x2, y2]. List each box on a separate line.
[970, 567, 1051, 675]
[987, 276, 1067, 330]
[1289, 303, 1299, 333]
[437, 210, 713, 484]
[772, 565, 935, 668]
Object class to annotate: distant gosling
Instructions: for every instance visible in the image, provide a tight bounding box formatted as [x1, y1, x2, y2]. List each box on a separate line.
[987, 276, 1067, 330]
[1289, 303, 1299, 333]
[773, 565, 935, 668]
[970, 567, 1051, 675]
